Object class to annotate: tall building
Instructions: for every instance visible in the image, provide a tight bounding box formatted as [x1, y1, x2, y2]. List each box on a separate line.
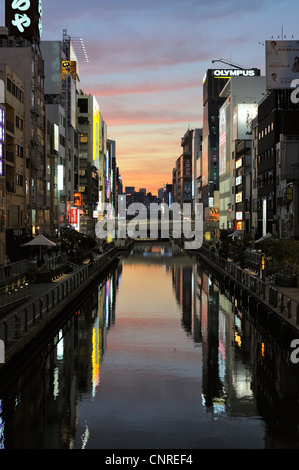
[257, 89, 299, 238]
[201, 68, 261, 231]
[1, 2, 48, 254]
[0, 65, 29, 258]
[0, 81, 6, 262]
[218, 75, 266, 231]
[77, 92, 101, 235]
[192, 128, 203, 208]
[41, 33, 81, 234]
[173, 129, 193, 210]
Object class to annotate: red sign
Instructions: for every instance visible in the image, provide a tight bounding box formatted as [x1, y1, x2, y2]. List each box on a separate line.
[70, 208, 78, 225]
[74, 193, 82, 207]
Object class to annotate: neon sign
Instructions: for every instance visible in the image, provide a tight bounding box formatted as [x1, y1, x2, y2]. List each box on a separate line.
[6, 0, 42, 41]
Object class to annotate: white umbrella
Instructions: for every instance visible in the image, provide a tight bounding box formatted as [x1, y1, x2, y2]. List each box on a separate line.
[228, 230, 244, 238]
[22, 234, 57, 258]
[255, 233, 273, 243]
[22, 234, 57, 247]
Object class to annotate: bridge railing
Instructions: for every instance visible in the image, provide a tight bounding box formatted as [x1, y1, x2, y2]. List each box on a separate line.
[199, 246, 299, 325]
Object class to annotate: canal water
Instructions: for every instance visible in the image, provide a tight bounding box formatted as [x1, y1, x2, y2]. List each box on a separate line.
[0, 242, 299, 449]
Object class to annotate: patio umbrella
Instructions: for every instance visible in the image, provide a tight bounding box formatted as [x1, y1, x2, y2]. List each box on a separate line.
[255, 233, 273, 243]
[228, 230, 244, 238]
[22, 234, 57, 258]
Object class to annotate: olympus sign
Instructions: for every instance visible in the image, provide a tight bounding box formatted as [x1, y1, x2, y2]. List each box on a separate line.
[213, 69, 257, 77]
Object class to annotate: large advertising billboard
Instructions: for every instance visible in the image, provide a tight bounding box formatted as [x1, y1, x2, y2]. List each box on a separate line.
[5, 0, 43, 43]
[201, 135, 209, 187]
[219, 102, 227, 176]
[233, 104, 258, 140]
[266, 40, 299, 89]
[93, 97, 100, 168]
[41, 41, 62, 95]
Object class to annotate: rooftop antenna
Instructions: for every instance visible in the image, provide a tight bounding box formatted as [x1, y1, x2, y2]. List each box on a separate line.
[211, 58, 248, 69]
[71, 37, 89, 63]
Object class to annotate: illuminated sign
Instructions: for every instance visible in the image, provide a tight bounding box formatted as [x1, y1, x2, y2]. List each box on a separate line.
[74, 193, 82, 207]
[61, 61, 76, 81]
[233, 104, 258, 139]
[261, 255, 266, 270]
[5, 0, 43, 42]
[286, 186, 293, 201]
[236, 192, 242, 203]
[57, 165, 63, 191]
[263, 198, 267, 237]
[93, 97, 100, 165]
[213, 69, 258, 77]
[235, 175, 242, 186]
[70, 207, 78, 225]
[219, 103, 227, 175]
[53, 123, 59, 152]
[0, 107, 4, 176]
[236, 222, 242, 230]
[236, 158, 242, 169]
[236, 211, 243, 220]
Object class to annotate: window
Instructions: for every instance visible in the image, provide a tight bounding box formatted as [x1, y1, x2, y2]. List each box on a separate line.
[16, 116, 23, 131]
[78, 98, 88, 113]
[16, 174, 24, 187]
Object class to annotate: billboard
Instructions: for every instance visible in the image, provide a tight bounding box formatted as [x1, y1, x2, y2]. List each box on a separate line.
[266, 40, 299, 89]
[219, 102, 227, 176]
[184, 158, 192, 178]
[62, 61, 77, 81]
[5, 0, 43, 43]
[93, 97, 100, 166]
[41, 41, 62, 95]
[233, 104, 258, 140]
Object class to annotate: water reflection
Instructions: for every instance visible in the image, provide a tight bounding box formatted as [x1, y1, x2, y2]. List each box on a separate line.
[0, 243, 298, 448]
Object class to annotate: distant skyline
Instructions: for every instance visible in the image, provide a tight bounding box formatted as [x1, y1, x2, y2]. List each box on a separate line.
[1, 0, 298, 194]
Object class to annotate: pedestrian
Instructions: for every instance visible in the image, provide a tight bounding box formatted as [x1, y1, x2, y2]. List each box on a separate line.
[4, 255, 11, 277]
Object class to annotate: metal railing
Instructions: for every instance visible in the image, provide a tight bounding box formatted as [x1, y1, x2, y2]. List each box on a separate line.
[199, 246, 299, 325]
[0, 248, 117, 353]
[0, 260, 28, 284]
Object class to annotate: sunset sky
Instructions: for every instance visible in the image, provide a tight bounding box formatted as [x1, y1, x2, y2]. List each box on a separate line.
[2, 0, 298, 194]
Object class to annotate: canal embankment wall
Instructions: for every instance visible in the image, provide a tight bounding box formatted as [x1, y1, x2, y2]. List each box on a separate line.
[190, 245, 299, 346]
[0, 247, 121, 371]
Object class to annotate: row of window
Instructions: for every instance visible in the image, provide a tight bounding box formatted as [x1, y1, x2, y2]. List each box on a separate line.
[258, 122, 274, 140]
[7, 78, 24, 104]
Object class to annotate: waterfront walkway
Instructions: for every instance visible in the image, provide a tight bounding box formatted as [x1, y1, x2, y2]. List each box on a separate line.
[197, 246, 299, 334]
[0, 247, 119, 367]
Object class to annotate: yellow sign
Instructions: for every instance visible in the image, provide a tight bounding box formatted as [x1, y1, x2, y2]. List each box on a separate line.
[62, 61, 77, 81]
[261, 255, 266, 270]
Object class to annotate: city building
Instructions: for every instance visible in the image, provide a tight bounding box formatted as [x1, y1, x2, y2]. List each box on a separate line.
[201, 67, 261, 233]
[0, 64, 28, 259]
[173, 129, 193, 212]
[192, 128, 203, 208]
[257, 89, 299, 238]
[0, 80, 5, 262]
[0, 8, 49, 255]
[218, 75, 266, 231]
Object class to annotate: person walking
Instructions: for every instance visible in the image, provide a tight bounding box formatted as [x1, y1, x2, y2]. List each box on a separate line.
[4, 255, 11, 277]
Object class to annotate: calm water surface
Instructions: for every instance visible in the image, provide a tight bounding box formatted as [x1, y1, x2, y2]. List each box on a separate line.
[0, 242, 299, 449]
